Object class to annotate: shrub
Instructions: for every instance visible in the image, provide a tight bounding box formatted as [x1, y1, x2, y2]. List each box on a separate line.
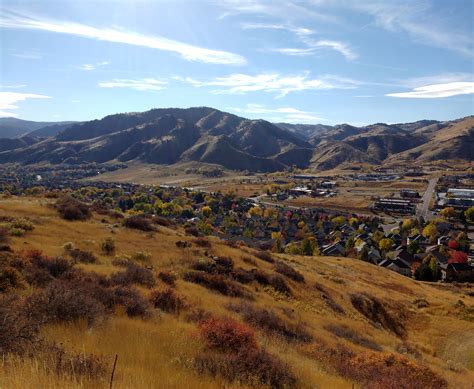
[11, 218, 34, 231]
[110, 262, 155, 288]
[0, 227, 10, 244]
[69, 248, 98, 264]
[123, 216, 154, 231]
[194, 348, 296, 388]
[191, 256, 234, 275]
[348, 352, 447, 389]
[183, 271, 248, 298]
[112, 286, 150, 317]
[231, 268, 254, 284]
[269, 274, 291, 294]
[24, 252, 73, 286]
[274, 261, 304, 283]
[350, 293, 405, 337]
[56, 196, 91, 221]
[158, 271, 177, 286]
[254, 250, 274, 263]
[9, 227, 25, 237]
[101, 237, 116, 255]
[0, 266, 25, 292]
[185, 226, 200, 237]
[62, 241, 75, 252]
[324, 324, 381, 351]
[26, 280, 106, 325]
[0, 294, 40, 354]
[45, 344, 107, 379]
[193, 238, 211, 248]
[199, 317, 257, 352]
[111, 257, 130, 267]
[131, 251, 152, 262]
[185, 308, 212, 323]
[149, 288, 187, 314]
[229, 303, 312, 343]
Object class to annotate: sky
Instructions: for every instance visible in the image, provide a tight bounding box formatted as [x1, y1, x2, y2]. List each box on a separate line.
[0, 0, 473, 125]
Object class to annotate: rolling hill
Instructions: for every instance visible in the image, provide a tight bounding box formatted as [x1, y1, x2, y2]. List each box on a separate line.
[0, 108, 472, 171]
[0, 117, 77, 138]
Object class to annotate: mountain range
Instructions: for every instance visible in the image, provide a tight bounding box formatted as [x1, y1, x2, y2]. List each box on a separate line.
[0, 108, 472, 171]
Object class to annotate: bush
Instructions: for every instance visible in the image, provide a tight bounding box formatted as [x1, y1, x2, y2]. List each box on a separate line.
[274, 261, 304, 283]
[191, 256, 234, 275]
[45, 344, 107, 379]
[24, 251, 73, 286]
[185, 308, 212, 323]
[228, 303, 312, 343]
[183, 271, 248, 298]
[9, 227, 25, 237]
[112, 286, 150, 317]
[149, 288, 187, 314]
[0, 294, 40, 354]
[231, 268, 255, 284]
[101, 237, 116, 255]
[131, 251, 152, 262]
[350, 293, 405, 338]
[349, 352, 447, 389]
[123, 215, 154, 231]
[0, 266, 25, 292]
[254, 251, 274, 263]
[269, 274, 291, 294]
[158, 271, 177, 286]
[194, 348, 296, 388]
[324, 324, 381, 351]
[56, 196, 91, 221]
[69, 248, 98, 264]
[199, 317, 257, 352]
[185, 226, 199, 237]
[110, 262, 155, 288]
[0, 227, 10, 244]
[11, 218, 35, 231]
[194, 238, 211, 248]
[26, 280, 106, 325]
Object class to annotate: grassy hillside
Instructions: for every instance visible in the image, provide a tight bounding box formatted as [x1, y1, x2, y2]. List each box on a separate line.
[0, 197, 473, 388]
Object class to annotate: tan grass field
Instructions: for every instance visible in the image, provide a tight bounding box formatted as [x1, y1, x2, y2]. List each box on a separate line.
[0, 197, 473, 388]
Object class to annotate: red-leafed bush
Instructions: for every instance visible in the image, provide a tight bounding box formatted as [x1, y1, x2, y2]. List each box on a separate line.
[199, 317, 257, 353]
[447, 240, 459, 250]
[449, 251, 468, 264]
[158, 271, 177, 286]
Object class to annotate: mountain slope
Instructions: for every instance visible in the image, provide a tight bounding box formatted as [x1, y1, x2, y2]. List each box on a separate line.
[0, 109, 472, 171]
[0, 118, 76, 138]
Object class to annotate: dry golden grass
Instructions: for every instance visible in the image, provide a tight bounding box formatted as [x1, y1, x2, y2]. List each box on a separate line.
[1, 197, 473, 388]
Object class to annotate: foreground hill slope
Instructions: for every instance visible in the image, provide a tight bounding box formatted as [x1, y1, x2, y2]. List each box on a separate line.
[0, 197, 473, 388]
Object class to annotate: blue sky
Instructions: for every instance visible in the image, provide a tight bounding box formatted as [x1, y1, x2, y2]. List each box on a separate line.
[0, 0, 473, 125]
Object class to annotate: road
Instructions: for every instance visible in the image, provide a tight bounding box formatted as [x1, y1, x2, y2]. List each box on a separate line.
[417, 177, 439, 220]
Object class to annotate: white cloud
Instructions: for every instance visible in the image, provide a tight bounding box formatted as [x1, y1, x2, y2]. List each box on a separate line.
[0, 84, 27, 89]
[228, 104, 325, 123]
[10, 50, 42, 59]
[98, 78, 167, 92]
[386, 82, 474, 99]
[0, 91, 51, 117]
[241, 22, 315, 37]
[0, 10, 246, 65]
[78, 61, 110, 71]
[346, 1, 473, 57]
[175, 72, 358, 98]
[241, 20, 356, 60]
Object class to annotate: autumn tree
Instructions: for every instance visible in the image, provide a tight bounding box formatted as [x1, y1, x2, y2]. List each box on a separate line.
[422, 223, 438, 243]
[440, 207, 456, 219]
[464, 207, 474, 223]
[449, 251, 468, 264]
[379, 238, 394, 252]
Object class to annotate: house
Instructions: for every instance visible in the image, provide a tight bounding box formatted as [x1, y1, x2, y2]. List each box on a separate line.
[407, 234, 429, 247]
[321, 243, 345, 257]
[438, 235, 450, 246]
[441, 263, 474, 282]
[379, 258, 412, 277]
[400, 189, 420, 198]
[367, 247, 382, 264]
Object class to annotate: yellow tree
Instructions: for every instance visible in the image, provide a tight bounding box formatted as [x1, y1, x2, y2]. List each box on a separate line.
[202, 206, 212, 218]
[422, 223, 438, 242]
[440, 207, 456, 219]
[379, 238, 394, 252]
